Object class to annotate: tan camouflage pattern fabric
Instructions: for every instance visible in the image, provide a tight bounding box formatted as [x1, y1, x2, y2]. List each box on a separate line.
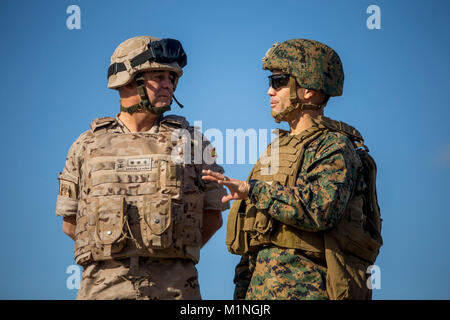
[56, 114, 228, 220]
[56, 114, 228, 299]
[263, 39, 344, 97]
[108, 36, 183, 89]
[77, 258, 201, 300]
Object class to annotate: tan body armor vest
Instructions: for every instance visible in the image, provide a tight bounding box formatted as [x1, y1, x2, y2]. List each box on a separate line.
[74, 116, 204, 266]
[226, 116, 383, 299]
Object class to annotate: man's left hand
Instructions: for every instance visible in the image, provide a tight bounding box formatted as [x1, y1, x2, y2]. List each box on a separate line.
[202, 170, 250, 203]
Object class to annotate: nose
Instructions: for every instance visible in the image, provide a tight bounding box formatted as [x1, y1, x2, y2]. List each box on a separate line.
[267, 86, 276, 96]
[161, 77, 174, 91]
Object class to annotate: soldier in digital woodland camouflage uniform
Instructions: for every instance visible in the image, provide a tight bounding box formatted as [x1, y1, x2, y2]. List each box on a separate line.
[203, 39, 383, 300]
[56, 36, 229, 300]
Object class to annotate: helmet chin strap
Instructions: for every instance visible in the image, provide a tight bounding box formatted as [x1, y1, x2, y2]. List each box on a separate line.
[271, 76, 327, 123]
[120, 74, 182, 115]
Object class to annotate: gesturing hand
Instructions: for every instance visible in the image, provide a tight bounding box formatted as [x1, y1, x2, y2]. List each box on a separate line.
[202, 170, 250, 203]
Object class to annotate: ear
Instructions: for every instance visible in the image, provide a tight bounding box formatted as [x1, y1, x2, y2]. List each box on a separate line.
[303, 89, 314, 100]
[296, 87, 314, 100]
[126, 81, 137, 89]
[118, 81, 137, 98]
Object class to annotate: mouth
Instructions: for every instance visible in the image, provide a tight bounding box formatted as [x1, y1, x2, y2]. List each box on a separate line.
[270, 100, 278, 108]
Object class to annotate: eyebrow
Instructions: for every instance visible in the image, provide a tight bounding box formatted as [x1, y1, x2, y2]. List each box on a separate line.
[151, 71, 176, 77]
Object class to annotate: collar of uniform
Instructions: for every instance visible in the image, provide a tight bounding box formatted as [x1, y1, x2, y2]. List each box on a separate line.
[115, 114, 162, 134]
[275, 119, 320, 139]
[288, 118, 321, 137]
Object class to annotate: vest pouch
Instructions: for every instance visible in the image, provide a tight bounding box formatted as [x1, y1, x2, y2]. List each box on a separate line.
[324, 231, 371, 300]
[248, 209, 274, 248]
[324, 197, 378, 300]
[333, 196, 382, 264]
[159, 159, 179, 189]
[226, 199, 250, 255]
[92, 195, 127, 259]
[243, 204, 256, 232]
[253, 210, 272, 234]
[226, 199, 242, 248]
[243, 199, 273, 235]
[141, 195, 173, 249]
[74, 201, 92, 266]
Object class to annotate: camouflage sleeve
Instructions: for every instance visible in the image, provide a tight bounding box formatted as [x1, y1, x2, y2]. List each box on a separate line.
[200, 136, 230, 212]
[248, 132, 360, 232]
[55, 131, 88, 217]
[233, 253, 257, 300]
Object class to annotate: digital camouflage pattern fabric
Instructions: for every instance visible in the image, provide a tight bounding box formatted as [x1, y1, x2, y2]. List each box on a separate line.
[263, 39, 344, 97]
[247, 130, 360, 231]
[234, 128, 362, 300]
[233, 252, 257, 299]
[245, 247, 328, 300]
[229, 39, 381, 300]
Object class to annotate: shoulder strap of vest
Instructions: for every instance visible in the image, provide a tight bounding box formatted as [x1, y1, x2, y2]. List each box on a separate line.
[287, 128, 324, 187]
[90, 117, 117, 133]
[160, 115, 189, 129]
[357, 148, 383, 243]
[313, 116, 368, 151]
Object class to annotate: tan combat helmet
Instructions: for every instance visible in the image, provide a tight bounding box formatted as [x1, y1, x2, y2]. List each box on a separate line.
[107, 36, 187, 115]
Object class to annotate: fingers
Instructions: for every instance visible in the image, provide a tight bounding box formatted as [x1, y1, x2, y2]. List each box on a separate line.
[202, 175, 219, 182]
[221, 193, 235, 203]
[202, 169, 225, 180]
[202, 170, 234, 186]
[220, 180, 239, 188]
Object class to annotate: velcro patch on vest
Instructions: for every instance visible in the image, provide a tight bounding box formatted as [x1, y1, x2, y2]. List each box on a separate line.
[115, 157, 153, 172]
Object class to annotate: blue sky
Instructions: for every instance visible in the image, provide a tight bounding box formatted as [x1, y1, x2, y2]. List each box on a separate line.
[0, 0, 449, 299]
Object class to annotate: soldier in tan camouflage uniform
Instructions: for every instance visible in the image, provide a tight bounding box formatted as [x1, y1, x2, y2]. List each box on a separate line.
[56, 36, 229, 300]
[203, 39, 383, 300]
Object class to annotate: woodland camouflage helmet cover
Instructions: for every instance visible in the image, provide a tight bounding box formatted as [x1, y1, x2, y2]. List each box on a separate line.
[107, 36, 185, 90]
[263, 39, 344, 97]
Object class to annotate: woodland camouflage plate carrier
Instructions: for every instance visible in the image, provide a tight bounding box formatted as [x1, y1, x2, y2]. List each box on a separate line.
[226, 39, 383, 299]
[68, 115, 205, 266]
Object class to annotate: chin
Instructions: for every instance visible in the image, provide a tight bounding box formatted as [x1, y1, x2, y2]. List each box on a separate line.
[272, 107, 284, 113]
[155, 101, 171, 107]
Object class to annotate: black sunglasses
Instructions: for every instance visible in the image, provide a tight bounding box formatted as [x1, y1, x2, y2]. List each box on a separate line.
[108, 38, 187, 79]
[268, 74, 291, 90]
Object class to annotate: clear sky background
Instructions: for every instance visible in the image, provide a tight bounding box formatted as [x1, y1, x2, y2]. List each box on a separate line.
[0, 0, 449, 300]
